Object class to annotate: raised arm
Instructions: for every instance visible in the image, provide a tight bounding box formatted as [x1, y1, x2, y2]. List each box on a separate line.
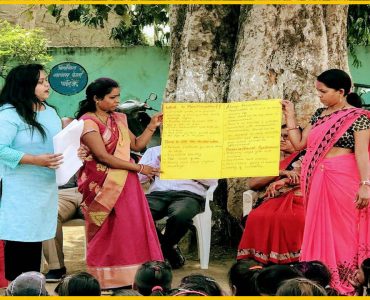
[129, 112, 163, 152]
[282, 100, 311, 151]
[82, 131, 156, 179]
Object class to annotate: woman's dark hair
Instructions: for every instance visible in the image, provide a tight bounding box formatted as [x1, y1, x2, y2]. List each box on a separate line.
[294, 260, 331, 288]
[228, 260, 262, 295]
[255, 265, 303, 295]
[55, 272, 101, 296]
[276, 278, 327, 296]
[361, 258, 370, 292]
[317, 69, 362, 108]
[179, 274, 223, 296]
[75, 77, 119, 119]
[169, 287, 208, 296]
[111, 289, 142, 296]
[134, 260, 173, 296]
[0, 64, 48, 138]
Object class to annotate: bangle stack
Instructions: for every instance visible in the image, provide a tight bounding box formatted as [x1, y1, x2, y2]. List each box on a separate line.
[360, 180, 370, 186]
[138, 164, 144, 174]
[287, 126, 300, 131]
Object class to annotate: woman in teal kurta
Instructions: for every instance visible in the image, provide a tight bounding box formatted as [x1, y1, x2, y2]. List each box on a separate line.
[0, 64, 63, 280]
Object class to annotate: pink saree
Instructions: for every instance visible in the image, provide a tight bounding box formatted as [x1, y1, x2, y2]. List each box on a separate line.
[78, 112, 163, 289]
[300, 108, 370, 295]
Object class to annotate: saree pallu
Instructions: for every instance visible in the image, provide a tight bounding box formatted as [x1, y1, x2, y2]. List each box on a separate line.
[78, 112, 163, 289]
[0, 241, 7, 288]
[237, 152, 305, 264]
[300, 108, 370, 295]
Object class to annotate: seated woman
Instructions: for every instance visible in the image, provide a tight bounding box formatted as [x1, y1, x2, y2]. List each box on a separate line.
[237, 126, 305, 264]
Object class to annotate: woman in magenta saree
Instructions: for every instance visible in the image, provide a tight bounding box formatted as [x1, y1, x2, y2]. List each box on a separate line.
[76, 78, 163, 289]
[283, 69, 370, 295]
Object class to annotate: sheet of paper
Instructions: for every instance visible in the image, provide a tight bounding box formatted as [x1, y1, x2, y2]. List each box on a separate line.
[53, 119, 84, 186]
[221, 101, 281, 178]
[161, 100, 281, 179]
[161, 103, 223, 179]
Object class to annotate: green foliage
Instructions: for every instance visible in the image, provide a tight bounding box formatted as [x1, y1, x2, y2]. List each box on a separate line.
[0, 20, 52, 78]
[47, 4, 169, 47]
[348, 5, 370, 68]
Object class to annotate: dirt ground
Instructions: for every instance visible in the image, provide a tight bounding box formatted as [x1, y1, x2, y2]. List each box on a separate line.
[1, 226, 237, 296]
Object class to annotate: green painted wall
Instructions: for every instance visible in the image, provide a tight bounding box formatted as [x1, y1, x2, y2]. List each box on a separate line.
[349, 46, 370, 104]
[46, 47, 170, 117]
[1, 45, 370, 112]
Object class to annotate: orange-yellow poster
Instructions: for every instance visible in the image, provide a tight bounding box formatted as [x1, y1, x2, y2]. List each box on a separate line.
[161, 100, 281, 179]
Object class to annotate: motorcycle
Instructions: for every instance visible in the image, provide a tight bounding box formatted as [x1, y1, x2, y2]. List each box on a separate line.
[116, 93, 161, 161]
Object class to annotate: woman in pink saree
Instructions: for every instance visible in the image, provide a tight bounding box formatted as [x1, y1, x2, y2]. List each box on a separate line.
[76, 78, 163, 289]
[282, 69, 370, 295]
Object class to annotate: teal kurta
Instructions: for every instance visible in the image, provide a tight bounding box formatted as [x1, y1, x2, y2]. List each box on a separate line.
[0, 104, 61, 242]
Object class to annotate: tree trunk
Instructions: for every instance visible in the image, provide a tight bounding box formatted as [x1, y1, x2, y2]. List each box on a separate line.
[324, 5, 349, 71]
[165, 4, 348, 241]
[164, 5, 242, 247]
[164, 5, 188, 102]
[164, 5, 239, 102]
[226, 5, 348, 218]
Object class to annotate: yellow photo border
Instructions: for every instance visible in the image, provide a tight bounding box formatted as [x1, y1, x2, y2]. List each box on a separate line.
[0, 0, 368, 299]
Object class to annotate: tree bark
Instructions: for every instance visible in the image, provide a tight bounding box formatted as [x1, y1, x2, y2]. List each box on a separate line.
[164, 5, 242, 246]
[164, 5, 239, 102]
[165, 4, 348, 236]
[226, 5, 348, 218]
[164, 5, 188, 102]
[323, 5, 349, 71]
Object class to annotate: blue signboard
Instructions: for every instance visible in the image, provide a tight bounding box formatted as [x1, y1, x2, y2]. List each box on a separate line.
[49, 62, 88, 96]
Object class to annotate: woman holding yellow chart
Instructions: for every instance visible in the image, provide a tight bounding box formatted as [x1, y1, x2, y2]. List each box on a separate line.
[76, 78, 163, 289]
[282, 69, 370, 295]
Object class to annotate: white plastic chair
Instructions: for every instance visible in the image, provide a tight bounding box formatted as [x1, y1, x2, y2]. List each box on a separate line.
[192, 183, 218, 269]
[156, 183, 218, 270]
[242, 190, 257, 217]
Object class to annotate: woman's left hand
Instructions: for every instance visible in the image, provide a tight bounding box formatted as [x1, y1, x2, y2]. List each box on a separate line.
[355, 185, 370, 209]
[265, 179, 286, 198]
[279, 170, 300, 184]
[148, 112, 163, 130]
[77, 144, 89, 161]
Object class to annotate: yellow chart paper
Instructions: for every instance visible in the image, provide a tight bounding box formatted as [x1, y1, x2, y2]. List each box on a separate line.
[161, 100, 281, 179]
